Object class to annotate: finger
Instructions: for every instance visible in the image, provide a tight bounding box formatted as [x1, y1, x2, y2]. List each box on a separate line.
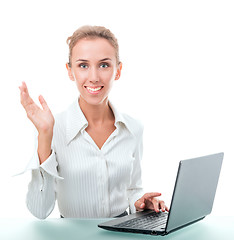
[20, 89, 33, 109]
[38, 95, 49, 111]
[139, 202, 145, 209]
[134, 199, 146, 211]
[165, 206, 170, 212]
[21, 81, 29, 95]
[19, 82, 28, 94]
[19, 85, 38, 115]
[151, 199, 160, 213]
[137, 200, 146, 209]
[19, 82, 30, 100]
[159, 201, 166, 212]
[143, 192, 161, 200]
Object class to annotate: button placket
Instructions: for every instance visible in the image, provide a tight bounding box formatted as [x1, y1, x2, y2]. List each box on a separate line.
[99, 151, 110, 216]
[39, 169, 44, 192]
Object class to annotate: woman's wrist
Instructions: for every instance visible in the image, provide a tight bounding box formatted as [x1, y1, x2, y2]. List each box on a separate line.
[38, 128, 53, 138]
[37, 130, 53, 164]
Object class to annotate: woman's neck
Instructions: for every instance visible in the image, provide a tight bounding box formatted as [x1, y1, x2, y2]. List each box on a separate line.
[78, 96, 114, 127]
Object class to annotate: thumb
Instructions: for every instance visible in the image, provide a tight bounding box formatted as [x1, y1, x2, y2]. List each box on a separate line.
[135, 199, 146, 211]
[38, 95, 49, 111]
[140, 202, 145, 208]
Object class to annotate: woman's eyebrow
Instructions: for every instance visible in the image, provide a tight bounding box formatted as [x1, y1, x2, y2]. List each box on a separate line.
[76, 58, 112, 62]
[99, 58, 112, 62]
[76, 59, 88, 62]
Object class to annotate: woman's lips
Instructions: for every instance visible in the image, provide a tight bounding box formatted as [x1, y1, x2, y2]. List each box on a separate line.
[85, 86, 104, 94]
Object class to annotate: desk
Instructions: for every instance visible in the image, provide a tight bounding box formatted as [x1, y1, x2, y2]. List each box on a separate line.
[0, 216, 233, 240]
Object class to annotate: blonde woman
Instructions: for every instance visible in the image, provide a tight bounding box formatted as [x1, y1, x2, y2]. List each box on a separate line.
[19, 25, 168, 219]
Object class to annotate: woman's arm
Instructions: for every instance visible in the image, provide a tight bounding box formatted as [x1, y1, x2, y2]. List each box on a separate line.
[127, 126, 144, 214]
[19, 81, 54, 164]
[37, 131, 53, 164]
[26, 167, 57, 219]
[25, 135, 62, 219]
[19, 82, 60, 219]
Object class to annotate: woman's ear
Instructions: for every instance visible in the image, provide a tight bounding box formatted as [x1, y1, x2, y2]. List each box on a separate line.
[115, 62, 122, 81]
[66, 63, 75, 81]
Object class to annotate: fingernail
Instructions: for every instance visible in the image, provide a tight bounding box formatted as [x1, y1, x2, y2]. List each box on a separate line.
[140, 203, 144, 208]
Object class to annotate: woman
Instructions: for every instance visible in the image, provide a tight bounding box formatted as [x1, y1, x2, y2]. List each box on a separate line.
[19, 25, 168, 219]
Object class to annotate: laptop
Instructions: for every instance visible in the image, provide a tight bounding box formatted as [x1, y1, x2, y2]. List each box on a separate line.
[98, 152, 224, 236]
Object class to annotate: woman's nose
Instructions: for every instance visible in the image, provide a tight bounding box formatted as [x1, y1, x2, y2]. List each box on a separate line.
[89, 67, 99, 83]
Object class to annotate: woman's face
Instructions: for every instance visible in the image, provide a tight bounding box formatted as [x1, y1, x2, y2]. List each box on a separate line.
[67, 38, 122, 106]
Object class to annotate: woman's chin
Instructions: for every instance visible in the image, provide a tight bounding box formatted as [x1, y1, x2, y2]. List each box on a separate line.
[79, 94, 108, 107]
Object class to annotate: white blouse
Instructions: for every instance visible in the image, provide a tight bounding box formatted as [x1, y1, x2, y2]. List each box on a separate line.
[21, 98, 144, 219]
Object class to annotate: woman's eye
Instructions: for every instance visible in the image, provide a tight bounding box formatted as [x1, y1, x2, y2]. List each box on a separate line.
[100, 63, 109, 68]
[79, 64, 88, 69]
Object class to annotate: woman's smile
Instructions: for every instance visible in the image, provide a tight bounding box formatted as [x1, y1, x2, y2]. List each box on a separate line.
[85, 86, 104, 94]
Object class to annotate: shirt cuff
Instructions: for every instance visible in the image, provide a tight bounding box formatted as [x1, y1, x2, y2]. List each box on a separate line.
[128, 188, 144, 214]
[13, 149, 63, 180]
[40, 150, 63, 180]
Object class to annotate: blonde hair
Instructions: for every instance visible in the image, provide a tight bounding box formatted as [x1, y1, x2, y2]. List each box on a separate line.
[66, 25, 120, 67]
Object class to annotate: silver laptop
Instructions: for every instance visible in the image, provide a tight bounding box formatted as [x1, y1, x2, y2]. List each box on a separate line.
[98, 152, 224, 236]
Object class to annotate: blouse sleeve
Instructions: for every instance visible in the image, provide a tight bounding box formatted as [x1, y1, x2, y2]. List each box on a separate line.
[21, 132, 63, 219]
[127, 127, 144, 214]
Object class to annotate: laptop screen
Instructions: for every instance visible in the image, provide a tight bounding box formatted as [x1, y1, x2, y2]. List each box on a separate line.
[166, 153, 223, 233]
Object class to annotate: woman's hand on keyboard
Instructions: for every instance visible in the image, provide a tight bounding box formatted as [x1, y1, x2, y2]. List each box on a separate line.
[134, 192, 169, 213]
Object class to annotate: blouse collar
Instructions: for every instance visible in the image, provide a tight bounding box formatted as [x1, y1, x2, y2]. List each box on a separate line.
[65, 98, 135, 145]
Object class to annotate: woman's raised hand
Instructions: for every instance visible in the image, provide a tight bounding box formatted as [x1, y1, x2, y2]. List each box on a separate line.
[19, 82, 55, 135]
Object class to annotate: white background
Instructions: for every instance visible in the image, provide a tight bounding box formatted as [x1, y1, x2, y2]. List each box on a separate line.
[0, 0, 233, 219]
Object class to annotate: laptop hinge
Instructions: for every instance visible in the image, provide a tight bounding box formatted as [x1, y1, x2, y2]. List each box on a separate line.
[166, 216, 206, 234]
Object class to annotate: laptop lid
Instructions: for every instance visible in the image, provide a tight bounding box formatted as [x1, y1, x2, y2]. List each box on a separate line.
[165, 152, 224, 233]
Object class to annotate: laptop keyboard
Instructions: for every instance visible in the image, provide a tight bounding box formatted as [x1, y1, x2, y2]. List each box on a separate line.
[114, 211, 168, 230]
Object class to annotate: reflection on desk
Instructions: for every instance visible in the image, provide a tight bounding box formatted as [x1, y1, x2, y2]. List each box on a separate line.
[0, 216, 233, 240]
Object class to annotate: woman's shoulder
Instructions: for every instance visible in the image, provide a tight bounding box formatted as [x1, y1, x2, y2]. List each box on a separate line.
[53, 100, 77, 128]
[110, 101, 144, 137]
[52, 109, 67, 137]
[120, 112, 144, 137]
[52, 99, 84, 139]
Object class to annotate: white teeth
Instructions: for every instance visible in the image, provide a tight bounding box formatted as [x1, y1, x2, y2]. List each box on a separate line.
[86, 87, 102, 92]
